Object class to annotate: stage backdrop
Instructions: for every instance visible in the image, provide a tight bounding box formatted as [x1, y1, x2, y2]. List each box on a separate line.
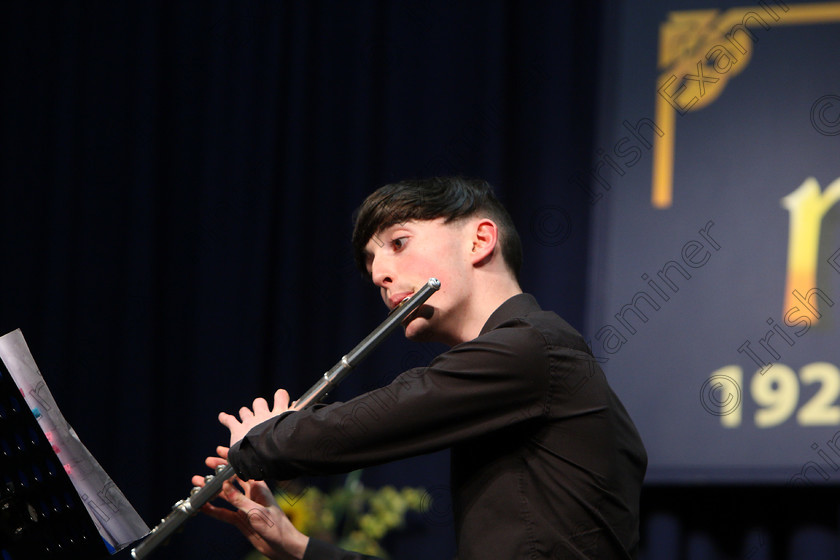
[587, 0, 840, 483]
[0, 3, 600, 559]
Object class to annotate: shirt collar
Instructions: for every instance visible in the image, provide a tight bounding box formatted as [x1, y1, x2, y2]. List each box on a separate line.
[479, 293, 541, 335]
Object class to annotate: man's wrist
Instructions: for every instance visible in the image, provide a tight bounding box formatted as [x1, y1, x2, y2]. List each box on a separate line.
[288, 534, 309, 559]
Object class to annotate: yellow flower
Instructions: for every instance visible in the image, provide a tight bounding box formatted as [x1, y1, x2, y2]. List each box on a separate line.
[253, 474, 430, 560]
[279, 493, 316, 534]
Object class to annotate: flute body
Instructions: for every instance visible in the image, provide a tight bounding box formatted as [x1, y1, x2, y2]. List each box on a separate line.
[130, 278, 440, 559]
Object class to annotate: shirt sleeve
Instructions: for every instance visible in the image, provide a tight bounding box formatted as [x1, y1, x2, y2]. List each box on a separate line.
[303, 538, 381, 560]
[228, 320, 551, 481]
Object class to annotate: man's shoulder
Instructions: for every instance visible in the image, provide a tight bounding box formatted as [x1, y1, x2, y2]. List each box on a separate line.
[490, 297, 591, 354]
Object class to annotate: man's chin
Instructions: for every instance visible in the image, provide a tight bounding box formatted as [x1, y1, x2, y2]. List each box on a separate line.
[402, 306, 435, 341]
[404, 325, 429, 342]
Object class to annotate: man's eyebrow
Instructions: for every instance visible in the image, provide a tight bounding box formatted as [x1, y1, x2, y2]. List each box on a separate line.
[369, 222, 403, 247]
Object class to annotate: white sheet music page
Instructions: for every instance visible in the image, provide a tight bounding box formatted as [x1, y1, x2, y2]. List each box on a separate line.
[0, 328, 150, 553]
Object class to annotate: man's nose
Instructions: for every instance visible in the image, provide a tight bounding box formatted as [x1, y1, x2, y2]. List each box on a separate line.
[370, 255, 393, 288]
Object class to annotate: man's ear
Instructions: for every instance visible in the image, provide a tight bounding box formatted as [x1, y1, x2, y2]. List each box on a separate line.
[469, 219, 499, 266]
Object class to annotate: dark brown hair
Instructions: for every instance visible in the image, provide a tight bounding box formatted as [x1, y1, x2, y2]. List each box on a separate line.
[352, 177, 522, 279]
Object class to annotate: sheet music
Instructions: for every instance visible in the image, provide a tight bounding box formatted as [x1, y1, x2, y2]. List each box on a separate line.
[0, 329, 149, 553]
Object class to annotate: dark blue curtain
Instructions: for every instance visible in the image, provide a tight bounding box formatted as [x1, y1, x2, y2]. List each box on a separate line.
[3, 2, 836, 559]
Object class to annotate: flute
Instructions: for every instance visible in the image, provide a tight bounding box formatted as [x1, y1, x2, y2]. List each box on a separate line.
[130, 278, 441, 559]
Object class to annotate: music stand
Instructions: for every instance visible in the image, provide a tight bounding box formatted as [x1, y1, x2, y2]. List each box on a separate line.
[0, 329, 149, 559]
[0, 362, 109, 558]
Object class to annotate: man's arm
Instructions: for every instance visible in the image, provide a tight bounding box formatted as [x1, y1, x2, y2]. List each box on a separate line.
[227, 323, 551, 481]
[303, 539, 380, 560]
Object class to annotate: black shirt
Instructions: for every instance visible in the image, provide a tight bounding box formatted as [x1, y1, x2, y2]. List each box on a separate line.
[230, 294, 647, 559]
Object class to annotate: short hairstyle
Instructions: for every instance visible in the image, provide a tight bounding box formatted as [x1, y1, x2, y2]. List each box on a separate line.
[352, 177, 522, 280]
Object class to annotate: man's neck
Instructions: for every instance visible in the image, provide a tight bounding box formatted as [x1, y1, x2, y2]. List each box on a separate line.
[450, 277, 522, 345]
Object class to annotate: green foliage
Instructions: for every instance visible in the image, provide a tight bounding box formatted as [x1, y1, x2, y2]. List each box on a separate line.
[244, 471, 429, 560]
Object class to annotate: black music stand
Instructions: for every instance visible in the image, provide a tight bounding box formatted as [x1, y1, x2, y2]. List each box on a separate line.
[0, 361, 110, 560]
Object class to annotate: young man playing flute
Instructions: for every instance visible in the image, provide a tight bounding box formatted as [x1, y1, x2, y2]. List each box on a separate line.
[195, 177, 647, 559]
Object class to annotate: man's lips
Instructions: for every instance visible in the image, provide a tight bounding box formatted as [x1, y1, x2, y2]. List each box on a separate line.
[388, 291, 414, 311]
